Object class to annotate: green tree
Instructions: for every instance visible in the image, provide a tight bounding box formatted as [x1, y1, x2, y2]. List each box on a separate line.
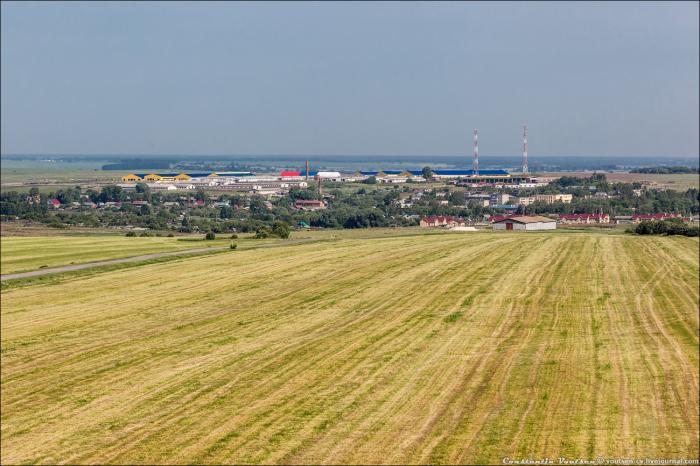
[272, 220, 291, 238]
[422, 166, 433, 180]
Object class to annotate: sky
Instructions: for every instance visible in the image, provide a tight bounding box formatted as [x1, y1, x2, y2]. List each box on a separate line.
[1, 1, 698, 157]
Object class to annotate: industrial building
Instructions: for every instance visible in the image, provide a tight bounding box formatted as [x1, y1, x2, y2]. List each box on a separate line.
[357, 169, 527, 184]
[121, 172, 256, 182]
[492, 216, 557, 231]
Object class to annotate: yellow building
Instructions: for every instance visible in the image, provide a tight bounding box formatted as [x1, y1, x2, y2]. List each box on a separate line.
[121, 174, 142, 182]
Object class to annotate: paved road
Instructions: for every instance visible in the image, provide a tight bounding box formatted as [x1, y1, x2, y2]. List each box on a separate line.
[0, 247, 227, 281]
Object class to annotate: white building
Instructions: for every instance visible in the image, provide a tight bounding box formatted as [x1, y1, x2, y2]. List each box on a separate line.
[316, 171, 342, 181]
[492, 215, 557, 231]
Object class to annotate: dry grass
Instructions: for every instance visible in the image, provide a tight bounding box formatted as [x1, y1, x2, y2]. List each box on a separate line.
[1, 232, 698, 464]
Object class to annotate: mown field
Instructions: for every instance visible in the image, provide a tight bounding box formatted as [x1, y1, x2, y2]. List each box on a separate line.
[543, 171, 699, 191]
[0, 236, 233, 274]
[1, 231, 698, 464]
[0, 226, 454, 275]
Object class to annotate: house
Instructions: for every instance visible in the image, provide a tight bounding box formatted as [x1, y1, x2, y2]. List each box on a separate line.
[419, 216, 466, 228]
[47, 198, 61, 208]
[614, 215, 634, 224]
[489, 193, 511, 205]
[492, 215, 557, 231]
[26, 193, 41, 204]
[294, 199, 326, 211]
[131, 200, 149, 206]
[558, 213, 610, 224]
[532, 194, 573, 204]
[515, 196, 535, 206]
[631, 213, 681, 222]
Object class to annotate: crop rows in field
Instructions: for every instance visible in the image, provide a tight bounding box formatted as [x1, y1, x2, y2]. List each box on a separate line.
[1, 232, 698, 464]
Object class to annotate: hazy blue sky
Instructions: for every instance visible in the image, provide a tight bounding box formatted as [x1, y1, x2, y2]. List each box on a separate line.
[1, 1, 698, 157]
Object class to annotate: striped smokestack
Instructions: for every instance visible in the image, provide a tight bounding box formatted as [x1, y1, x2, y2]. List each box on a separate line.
[473, 129, 479, 174]
[522, 125, 528, 174]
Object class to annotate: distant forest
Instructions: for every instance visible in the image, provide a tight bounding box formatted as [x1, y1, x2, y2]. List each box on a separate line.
[630, 166, 699, 174]
[102, 159, 174, 170]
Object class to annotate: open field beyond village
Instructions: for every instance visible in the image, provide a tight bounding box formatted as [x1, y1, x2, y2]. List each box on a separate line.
[1, 230, 698, 464]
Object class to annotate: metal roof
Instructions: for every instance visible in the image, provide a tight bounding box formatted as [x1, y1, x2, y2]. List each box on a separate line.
[213, 172, 256, 177]
[432, 169, 510, 176]
[360, 169, 510, 176]
[492, 215, 555, 224]
[360, 170, 406, 176]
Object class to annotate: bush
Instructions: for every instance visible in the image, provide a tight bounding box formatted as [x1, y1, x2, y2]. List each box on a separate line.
[230, 234, 238, 239]
[47, 220, 67, 229]
[167, 232, 175, 237]
[125, 231, 137, 237]
[634, 219, 699, 237]
[255, 226, 271, 238]
[139, 231, 152, 237]
[205, 231, 216, 240]
[230, 242, 238, 250]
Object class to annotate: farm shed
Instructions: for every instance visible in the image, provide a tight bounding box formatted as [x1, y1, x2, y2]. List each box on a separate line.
[492, 215, 556, 231]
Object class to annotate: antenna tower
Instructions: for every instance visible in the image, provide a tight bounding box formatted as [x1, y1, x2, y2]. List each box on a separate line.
[522, 124, 529, 174]
[473, 129, 479, 173]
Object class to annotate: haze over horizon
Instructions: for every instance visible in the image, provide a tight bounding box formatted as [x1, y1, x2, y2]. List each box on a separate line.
[1, 1, 698, 158]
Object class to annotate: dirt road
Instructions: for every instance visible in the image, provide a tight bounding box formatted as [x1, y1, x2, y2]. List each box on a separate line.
[0, 239, 318, 281]
[0, 247, 227, 281]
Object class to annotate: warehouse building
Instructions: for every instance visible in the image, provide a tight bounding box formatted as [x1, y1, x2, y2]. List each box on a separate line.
[121, 172, 256, 182]
[492, 215, 556, 231]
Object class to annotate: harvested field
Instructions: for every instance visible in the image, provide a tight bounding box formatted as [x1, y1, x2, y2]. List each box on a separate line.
[1, 232, 698, 464]
[0, 236, 230, 274]
[544, 172, 699, 191]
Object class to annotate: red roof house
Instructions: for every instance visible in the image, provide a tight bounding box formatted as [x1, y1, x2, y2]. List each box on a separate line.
[558, 213, 610, 224]
[294, 199, 325, 211]
[420, 216, 466, 228]
[488, 215, 516, 223]
[631, 213, 681, 222]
